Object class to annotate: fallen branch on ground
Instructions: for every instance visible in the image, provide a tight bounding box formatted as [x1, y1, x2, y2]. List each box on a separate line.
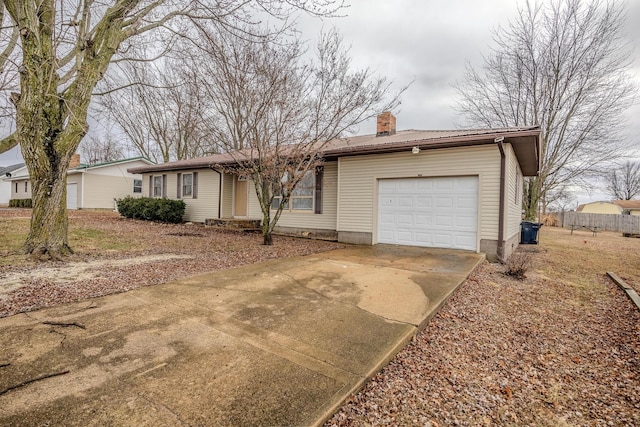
[42, 321, 86, 329]
[0, 370, 70, 397]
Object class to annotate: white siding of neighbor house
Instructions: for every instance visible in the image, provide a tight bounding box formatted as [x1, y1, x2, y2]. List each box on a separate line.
[66, 174, 82, 208]
[81, 160, 147, 209]
[10, 178, 32, 200]
[506, 144, 524, 241]
[143, 168, 220, 223]
[336, 145, 502, 242]
[80, 173, 135, 209]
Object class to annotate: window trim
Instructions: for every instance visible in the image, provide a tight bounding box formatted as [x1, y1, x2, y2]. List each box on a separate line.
[182, 173, 194, 198]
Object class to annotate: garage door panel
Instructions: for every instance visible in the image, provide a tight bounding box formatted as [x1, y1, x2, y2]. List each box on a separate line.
[398, 197, 414, 208]
[437, 180, 454, 191]
[378, 177, 477, 251]
[415, 197, 432, 208]
[456, 196, 476, 209]
[415, 214, 432, 226]
[395, 214, 412, 225]
[417, 180, 434, 191]
[396, 231, 413, 243]
[436, 197, 454, 208]
[434, 233, 452, 245]
[415, 232, 431, 244]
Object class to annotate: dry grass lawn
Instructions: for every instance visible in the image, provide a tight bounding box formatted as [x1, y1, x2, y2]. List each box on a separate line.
[0, 209, 343, 317]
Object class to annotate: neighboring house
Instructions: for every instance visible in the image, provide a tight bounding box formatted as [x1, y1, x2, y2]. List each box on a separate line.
[129, 113, 541, 261]
[4, 156, 153, 210]
[612, 200, 640, 216]
[0, 163, 25, 206]
[576, 201, 624, 215]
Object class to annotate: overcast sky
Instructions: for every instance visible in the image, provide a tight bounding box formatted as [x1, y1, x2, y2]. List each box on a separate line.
[2, 0, 639, 204]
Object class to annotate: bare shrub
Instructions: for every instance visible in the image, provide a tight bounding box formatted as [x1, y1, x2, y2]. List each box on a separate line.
[504, 252, 533, 280]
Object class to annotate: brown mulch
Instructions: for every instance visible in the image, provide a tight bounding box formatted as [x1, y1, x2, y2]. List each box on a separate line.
[326, 242, 640, 426]
[0, 210, 343, 318]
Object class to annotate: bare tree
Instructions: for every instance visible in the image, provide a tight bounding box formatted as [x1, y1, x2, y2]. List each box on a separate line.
[97, 58, 216, 163]
[0, 0, 345, 259]
[0, 4, 18, 126]
[455, 0, 637, 220]
[193, 26, 404, 245]
[606, 161, 640, 201]
[79, 133, 126, 165]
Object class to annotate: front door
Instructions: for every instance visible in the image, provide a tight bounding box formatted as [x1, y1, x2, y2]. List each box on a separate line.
[234, 177, 248, 217]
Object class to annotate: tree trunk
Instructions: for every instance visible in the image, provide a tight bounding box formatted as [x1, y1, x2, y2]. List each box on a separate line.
[261, 207, 274, 246]
[263, 232, 273, 245]
[25, 163, 73, 259]
[524, 177, 541, 221]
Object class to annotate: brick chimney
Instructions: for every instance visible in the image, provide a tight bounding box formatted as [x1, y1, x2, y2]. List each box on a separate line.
[69, 153, 81, 168]
[376, 112, 396, 136]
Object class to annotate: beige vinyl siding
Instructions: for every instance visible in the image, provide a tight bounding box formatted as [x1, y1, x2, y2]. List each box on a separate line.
[141, 169, 220, 222]
[506, 144, 523, 240]
[178, 169, 220, 222]
[247, 180, 262, 218]
[337, 145, 501, 242]
[274, 162, 338, 230]
[221, 173, 234, 218]
[11, 179, 32, 199]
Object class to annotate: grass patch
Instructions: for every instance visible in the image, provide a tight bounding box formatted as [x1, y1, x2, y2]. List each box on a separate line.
[0, 212, 150, 267]
[68, 228, 134, 251]
[536, 226, 640, 290]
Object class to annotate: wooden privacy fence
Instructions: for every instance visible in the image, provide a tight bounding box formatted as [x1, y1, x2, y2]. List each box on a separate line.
[561, 211, 640, 234]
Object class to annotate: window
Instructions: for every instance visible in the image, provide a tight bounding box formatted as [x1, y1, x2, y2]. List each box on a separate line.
[153, 176, 163, 197]
[182, 173, 193, 197]
[133, 179, 142, 194]
[291, 171, 314, 210]
[271, 171, 314, 212]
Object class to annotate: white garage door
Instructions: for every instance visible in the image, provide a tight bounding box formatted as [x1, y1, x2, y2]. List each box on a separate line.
[66, 183, 78, 210]
[378, 176, 478, 250]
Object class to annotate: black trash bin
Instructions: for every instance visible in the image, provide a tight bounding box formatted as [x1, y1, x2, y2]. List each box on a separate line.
[520, 221, 542, 244]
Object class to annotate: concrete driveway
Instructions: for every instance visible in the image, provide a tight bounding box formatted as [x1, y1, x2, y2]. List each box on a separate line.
[0, 245, 483, 426]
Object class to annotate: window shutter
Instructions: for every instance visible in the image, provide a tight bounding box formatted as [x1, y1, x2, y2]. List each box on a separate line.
[162, 174, 167, 198]
[176, 173, 182, 198]
[149, 176, 153, 197]
[193, 172, 198, 199]
[314, 166, 323, 214]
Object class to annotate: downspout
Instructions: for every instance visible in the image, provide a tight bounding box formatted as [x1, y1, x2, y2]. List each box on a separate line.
[211, 168, 222, 219]
[495, 136, 506, 262]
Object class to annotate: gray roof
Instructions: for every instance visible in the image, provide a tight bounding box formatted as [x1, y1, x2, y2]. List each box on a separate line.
[0, 163, 25, 177]
[128, 126, 542, 176]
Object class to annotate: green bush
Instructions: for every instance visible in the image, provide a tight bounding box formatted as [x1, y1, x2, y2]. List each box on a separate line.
[9, 198, 32, 208]
[116, 196, 186, 224]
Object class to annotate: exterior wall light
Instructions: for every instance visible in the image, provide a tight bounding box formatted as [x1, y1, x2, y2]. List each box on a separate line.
[412, 146, 421, 154]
